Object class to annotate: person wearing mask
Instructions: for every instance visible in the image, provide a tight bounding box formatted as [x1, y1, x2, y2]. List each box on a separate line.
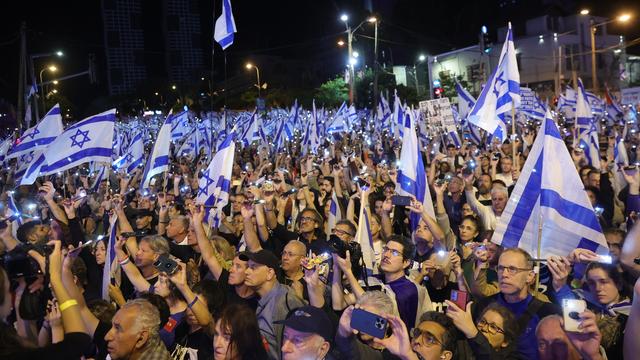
[213, 303, 269, 360]
[473, 248, 559, 359]
[242, 249, 305, 359]
[277, 305, 334, 360]
[105, 298, 171, 360]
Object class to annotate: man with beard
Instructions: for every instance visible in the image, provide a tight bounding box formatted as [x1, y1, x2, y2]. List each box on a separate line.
[463, 172, 508, 231]
[475, 174, 493, 206]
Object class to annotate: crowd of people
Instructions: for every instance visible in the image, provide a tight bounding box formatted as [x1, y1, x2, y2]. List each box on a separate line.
[1, 104, 640, 360]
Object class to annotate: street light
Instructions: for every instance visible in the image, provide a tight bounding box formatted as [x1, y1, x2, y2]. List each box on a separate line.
[39, 65, 57, 112]
[245, 63, 262, 98]
[29, 50, 64, 122]
[340, 13, 377, 105]
[337, 40, 345, 46]
[581, 10, 633, 92]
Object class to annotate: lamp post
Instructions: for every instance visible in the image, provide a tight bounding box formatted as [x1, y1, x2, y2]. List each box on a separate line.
[581, 10, 632, 93]
[39, 65, 57, 113]
[340, 14, 376, 106]
[369, 16, 379, 113]
[245, 63, 261, 98]
[413, 54, 426, 97]
[29, 50, 63, 121]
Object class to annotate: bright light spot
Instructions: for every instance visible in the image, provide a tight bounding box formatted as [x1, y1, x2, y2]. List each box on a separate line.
[418, 54, 426, 62]
[56, 51, 64, 57]
[340, 14, 349, 22]
[580, 9, 590, 15]
[353, 51, 359, 58]
[618, 14, 632, 22]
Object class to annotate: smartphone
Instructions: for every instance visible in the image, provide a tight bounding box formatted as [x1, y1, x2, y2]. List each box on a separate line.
[434, 249, 449, 268]
[450, 289, 469, 309]
[350, 308, 389, 339]
[232, 180, 241, 186]
[68, 240, 95, 255]
[120, 231, 137, 238]
[153, 255, 179, 275]
[596, 255, 613, 264]
[391, 195, 412, 206]
[281, 188, 298, 197]
[562, 299, 586, 332]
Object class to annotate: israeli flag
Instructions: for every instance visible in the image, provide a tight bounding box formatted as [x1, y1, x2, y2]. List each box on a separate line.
[198, 131, 236, 226]
[397, 111, 435, 230]
[579, 124, 601, 170]
[446, 125, 462, 148]
[326, 192, 342, 240]
[605, 87, 623, 123]
[355, 204, 377, 275]
[214, 0, 237, 50]
[240, 111, 259, 147]
[8, 104, 63, 159]
[102, 217, 118, 300]
[468, 22, 520, 143]
[612, 133, 629, 194]
[140, 113, 172, 190]
[0, 137, 13, 164]
[112, 132, 143, 173]
[393, 90, 404, 139]
[20, 109, 116, 185]
[14, 151, 41, 183]
[575, 78, 592, 137]
[170, 111, 190, 142]
[327, 102, 348, 133]
[492, 109, 608, 258]
[91, 165, 108, 192]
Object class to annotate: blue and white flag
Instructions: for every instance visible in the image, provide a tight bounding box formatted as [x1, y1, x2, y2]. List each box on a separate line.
[519, 88, 546, 120]
[198, 131, 236, 226]
[326, 191, 342, 240]
[393, 90, 404, 139]
[0, 137, 13, 164]
[397, 111, 435, 230]
[355, 204, 377, 275]
[140, 113, 172, 190]
[575, 78, 592, 137]
[14, 151, 40, 183]
[613, 133, 629, 195]
[102, 217, 118, 300]
[170, 111, 190, 142]
[8, 104, 64, 159]
[468, 22, 520, 143]
[605, 87, 624, 123]
[580, 123, 601, 170]
[492, 109, 608, 258]
[21, 109, 116, 185]
[91, 165, 108, 192]
[214, 0, 237, 50]
[112, 132, 144, 173]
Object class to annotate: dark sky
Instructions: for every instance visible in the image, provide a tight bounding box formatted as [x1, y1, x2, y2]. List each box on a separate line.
[0, 0, 638, 113]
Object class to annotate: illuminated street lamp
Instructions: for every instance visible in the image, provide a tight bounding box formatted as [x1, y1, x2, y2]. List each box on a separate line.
[245, 63, 262, 98]
[39, 65, 57, 112]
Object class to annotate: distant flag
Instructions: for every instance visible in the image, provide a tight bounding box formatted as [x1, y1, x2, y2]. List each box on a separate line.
[140, 113, 172, 190]
[214, 0, 237, 50]
[102, 216, 118, 300]
[575, 78, 592, 137]
[393, 90, 404, 139]
[492, 109, 608, 258]
[0, 137, 13, 164]
[24, 84, 38, 129]
[198, 131, 236, 226]
[91, 165, 108, 192]
[468, 22, 520, 143]
[112, 132, 144, 173]
[326, 192, 342, 240]
[612, 132, 629, 195]
[21, 109, 116, 185]
[604, 87, 624, 123]
[8, 104, 64, 159]
[397, 111, 435, 230]
[579, 123, 601, 170]
[170, 111, 190, 142]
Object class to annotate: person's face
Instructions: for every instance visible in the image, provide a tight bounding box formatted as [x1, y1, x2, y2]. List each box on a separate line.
[281, 243, 304, 273]
[536, 317, 581, 360]
[138, 197, 152, 209]
[580, 168, 590, 185]
[213, 319, 238, 360]
[94, 241, 107, 265]
[447, 177, 463, 194]
[32, 224, 51, 243]
[411, 320, 451, 360]
[321, 180, 333, 194]
[369, 216, 380, 237]
[166, 218, 185, 239]
[374, 200, 384, 216]
[587, 172, 600, 189]
[481, 157, 489, 166]
[478, 175, 492, 194]
[477, 310, 507, 350]
[458, 219, 479, 242]
[105, 307, 150, 360]
[232, 195, 245, 213]
[228, 257, 248, 286]
[244, 260, 272, 288]
[605, 233, 623, 261]
[333, 223, 354, 243]
[380, 240, 407, 274]
[414, 220, 434, 249]
[281, 327, 329, 360]
[586, 268, 620, 305]
[299, 211, 319, 234]
[134, 240, 159, 268]
[491, 191, 508, 214]
[461, 203, 475, 217]
[500, 158, 512, 173]
[383, 186, 395, 199]
[232, 214, 244, 234]
[498, 252, 534, 297]
[446, 147, 456, 157]
[135, 215, 152, 230]
[154, 274, 172, 298]
[168, 205, 179, 219]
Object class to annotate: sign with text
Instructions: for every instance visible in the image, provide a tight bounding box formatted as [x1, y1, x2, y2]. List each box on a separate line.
[419, 98, 455, 134]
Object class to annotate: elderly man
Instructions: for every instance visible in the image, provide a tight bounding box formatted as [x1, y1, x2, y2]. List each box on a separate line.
[105, 298, 170, 360]
[536, 313, 605, 360]
[463, 172, 508, 231]
[277, 305, 333, 360]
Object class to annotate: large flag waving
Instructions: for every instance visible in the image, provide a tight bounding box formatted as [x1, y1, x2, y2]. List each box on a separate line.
[21, 109, 116, 185]
[198, 131, 236, 226]
[214, 0, 237, 50]
[8, 104, 64, 159]
[468, 22, 520, 142]
[492, 109, 608, 258]
[141, 114, 172, 190]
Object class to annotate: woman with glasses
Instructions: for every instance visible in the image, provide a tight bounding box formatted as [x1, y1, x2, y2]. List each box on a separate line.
[446, 301, 522, 359]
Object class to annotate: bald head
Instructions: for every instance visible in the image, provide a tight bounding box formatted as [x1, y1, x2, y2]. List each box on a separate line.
[535, 315, 581, 360]
[281, 240, 307, 274]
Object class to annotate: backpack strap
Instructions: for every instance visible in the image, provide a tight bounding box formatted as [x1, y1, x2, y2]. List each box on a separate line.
[516, 298, 545, 335]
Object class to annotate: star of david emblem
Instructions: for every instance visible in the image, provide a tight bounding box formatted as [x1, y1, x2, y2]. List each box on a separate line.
[493, 70, 506, 98]
[198, 173, 215, 197]
[24, 127, 40, 140]
[70, 129, 91, 149]
[20, 153, 34, 163]
[124, 152, 134, 163]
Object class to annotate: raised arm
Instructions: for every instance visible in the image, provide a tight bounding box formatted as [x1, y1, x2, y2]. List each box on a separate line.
[113, 236, 151, 293]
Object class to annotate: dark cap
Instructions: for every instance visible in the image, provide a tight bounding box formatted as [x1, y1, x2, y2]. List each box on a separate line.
[132, 209, 155, 218]
[239, 249, 279, 270]
[275, 306, 334, 342]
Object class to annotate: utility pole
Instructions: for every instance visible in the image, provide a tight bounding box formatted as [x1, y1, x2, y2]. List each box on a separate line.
[17, 22, 27, 134]
[590, 18, 598, 93]
[372, 18, 379, 117]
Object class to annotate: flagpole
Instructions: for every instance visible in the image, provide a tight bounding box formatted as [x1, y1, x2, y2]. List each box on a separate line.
[535, 211, 542, 296]
[511, 103, 517, 168]
[210, 0, 216, 113]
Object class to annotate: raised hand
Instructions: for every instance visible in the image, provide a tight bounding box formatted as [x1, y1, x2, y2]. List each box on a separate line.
[445, 300, 477, 339]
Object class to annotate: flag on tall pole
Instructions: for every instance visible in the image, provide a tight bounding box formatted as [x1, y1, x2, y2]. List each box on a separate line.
[492, 109, 608, 258]
[8, 104, 63, 159]
[575, 78, 592, 137]
[467, 22, 520, 143]
[140, 113, 172, 190]
[214, 0, 237, 50]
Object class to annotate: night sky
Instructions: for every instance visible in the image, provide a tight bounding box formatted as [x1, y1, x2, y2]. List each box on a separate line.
[0, 0, 638, 116]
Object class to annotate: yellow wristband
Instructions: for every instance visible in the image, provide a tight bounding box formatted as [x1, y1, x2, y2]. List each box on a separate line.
[59, 299, 78, 312]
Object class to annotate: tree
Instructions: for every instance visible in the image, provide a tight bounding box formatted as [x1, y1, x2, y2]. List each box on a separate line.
[315, 77, 349, 108]
[437, 70, 469, 100]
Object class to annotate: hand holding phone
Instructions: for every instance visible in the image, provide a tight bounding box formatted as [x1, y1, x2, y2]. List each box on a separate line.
[153, 255, 179, 275]
[450, 289, 469, 310]
[350, 308, 389, 339]
[562, 299, 586, 332]
[391, 195, 412, 206]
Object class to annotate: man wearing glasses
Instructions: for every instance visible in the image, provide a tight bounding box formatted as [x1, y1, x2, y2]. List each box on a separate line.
[472, 248, 559, 360]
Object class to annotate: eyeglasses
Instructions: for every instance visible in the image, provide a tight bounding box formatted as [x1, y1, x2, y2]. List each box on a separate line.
[382, 246, 402, 257]
[477, 318, 505, 335]
[410, 328, 443, 347]
[332, 228, 355, 237]
[282, 251, 303, 258]
[299, 216, 316, 223]
[496, 265, 532, 275]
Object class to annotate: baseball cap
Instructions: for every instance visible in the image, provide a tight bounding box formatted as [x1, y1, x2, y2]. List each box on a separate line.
[132, 209, 155, 218]
[274, 306, 334, 342]
[239, 249, 279, 271]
